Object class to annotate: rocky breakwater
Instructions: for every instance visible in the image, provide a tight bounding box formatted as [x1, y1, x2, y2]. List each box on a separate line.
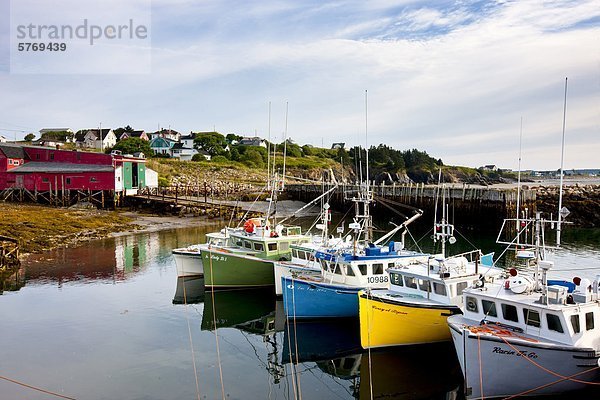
[536, 184, 600, 228]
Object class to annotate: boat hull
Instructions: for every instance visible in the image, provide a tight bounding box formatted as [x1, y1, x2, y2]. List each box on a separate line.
[173, 249, 204, 277]
[202, 248, 275, 288]
[359, 292, 461, 349]
[448, 321, 600, 399]
[282, 276, 361, 319]
[274, 261, 320, 296]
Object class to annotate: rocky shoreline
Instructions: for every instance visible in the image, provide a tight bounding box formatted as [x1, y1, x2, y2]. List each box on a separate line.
[536, 184, 600, 228]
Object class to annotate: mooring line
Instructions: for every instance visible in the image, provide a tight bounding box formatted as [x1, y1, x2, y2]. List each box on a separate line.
[0, 375, 76, 400]
[208, 248, 227, 400]
[181, 276, 202, 400]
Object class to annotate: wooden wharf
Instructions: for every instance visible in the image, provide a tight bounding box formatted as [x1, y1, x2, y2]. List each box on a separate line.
[285, 183, 537, 230]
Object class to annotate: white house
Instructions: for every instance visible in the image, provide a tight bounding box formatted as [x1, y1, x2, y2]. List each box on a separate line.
[180, 133, 196, 149]
[0, 135, 7, 143]
[150, 129, 181, 142]
[170, 143, 198, 161]
[75, 129, 117, 150]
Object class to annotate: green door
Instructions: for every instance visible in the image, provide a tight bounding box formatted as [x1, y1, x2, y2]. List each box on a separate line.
[123, 162, 133, 189]
[137, 163, 146, 188]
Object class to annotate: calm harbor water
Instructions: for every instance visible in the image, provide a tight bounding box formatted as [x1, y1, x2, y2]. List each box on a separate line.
[1, 219, 600, 400]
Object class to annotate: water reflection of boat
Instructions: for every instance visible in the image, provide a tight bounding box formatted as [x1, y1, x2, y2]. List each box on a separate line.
[201, 288, 277, 331]
[358, 343, 461, 400]
[172, 276, 205, 304]
[282, 319, 362, 363]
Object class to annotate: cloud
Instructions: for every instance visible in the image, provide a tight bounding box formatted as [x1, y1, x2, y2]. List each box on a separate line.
[0, 0, 598, 169]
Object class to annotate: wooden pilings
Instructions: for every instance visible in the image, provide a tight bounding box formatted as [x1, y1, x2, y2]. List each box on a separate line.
[285, 183, 537, 231]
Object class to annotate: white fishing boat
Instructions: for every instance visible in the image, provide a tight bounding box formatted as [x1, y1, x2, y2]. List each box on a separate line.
[447, 77, 600, 399]
[448, 215, 600, 398]
[172, 229, 231, 277]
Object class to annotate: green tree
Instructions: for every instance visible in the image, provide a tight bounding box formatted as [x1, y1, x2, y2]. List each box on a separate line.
[24, 133, 35, 142]
[108, 138, 152, 156]
[241, 148, 265, 168]
[226, 133, 243, 144]
[194, 132, 228, 156]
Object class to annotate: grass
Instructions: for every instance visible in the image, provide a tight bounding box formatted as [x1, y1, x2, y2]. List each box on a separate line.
[0, 203, 135, 254]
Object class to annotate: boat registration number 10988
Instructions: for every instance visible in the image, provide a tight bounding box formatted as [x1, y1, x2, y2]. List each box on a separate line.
[367, 276, 388, 284]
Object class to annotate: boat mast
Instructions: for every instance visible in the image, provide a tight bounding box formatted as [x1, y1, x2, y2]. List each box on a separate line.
[516, 117, 523, 243]
[557, 77, 568, 247]
[267, 101, 271, 190]
[364, 89, 372, 243]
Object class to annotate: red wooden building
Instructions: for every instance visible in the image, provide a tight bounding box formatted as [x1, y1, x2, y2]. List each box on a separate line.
[0, 144, 147, 206]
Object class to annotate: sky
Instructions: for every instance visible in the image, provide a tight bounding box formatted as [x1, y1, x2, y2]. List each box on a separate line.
[0, 0, 598, 170]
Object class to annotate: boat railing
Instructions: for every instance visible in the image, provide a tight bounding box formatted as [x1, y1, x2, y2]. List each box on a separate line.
[448, 249, 483, 263]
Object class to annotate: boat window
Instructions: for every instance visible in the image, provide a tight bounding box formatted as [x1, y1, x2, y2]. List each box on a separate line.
[308, 253, 314, 261]
[280, 242, 290, 251]
[433, 282, 446, 296]
[456, 282, 468, 296]
[571, 315, 581, 334]
[254, 243, 264, 251]
[346, 265, 355, 277]
[390, 273, 403, 286]
[292, 249, 298, 258]
[481, 300, 497, 317]
[547, 314, 564, 333]
[373, 263, 384, 275]
[405, 277, 418, 289]
[333, 263, 342, 275]
[268, 243, 277, 251]
[388, 263, 395, 269]
[418, 279, 431, 292]
[320, 260, 328, 270]
[244, 241, 252, 249]
[358, 264, 367, 276]
[466, 296, 478, 312]
[299, 251, 307, 260]
[501, 304, 519, 323]
[523, 309, 541, 328]
[586, 312, 595, 331]
[235, 239, 243, 247]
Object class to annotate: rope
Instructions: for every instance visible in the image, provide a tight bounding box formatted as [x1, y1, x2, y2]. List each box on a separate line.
[477, 333, 485, 399]
[503, 365, 600, 399]
[208, 249, 227, 400]
[291, 274, 302, 400]
[181, 277, 201, 400]
[365, 290, 374, 400]
[0, 375, 76, 400]
[498, 335, 600, 386]
[284, 276, 299, 400]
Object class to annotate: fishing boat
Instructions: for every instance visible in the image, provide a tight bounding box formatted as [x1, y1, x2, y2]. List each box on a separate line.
[447, 212, 600, 398]
[282, 184, 429, 319]
[358, 183, 503, 349]
[172, 230, 231, 277]
[201, 219, 310, 288]
[273, 201, 350, 296]
[448, 79, 600, 399]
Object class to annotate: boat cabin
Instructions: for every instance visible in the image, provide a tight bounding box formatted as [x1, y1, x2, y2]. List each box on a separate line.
[461, 276, 600, 347]
[227, 225, 309, 261]
[314, 243, 428, 288]
[388, 267, 481, 308]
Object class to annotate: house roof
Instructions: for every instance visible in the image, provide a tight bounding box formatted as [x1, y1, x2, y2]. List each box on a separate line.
[150, 137, 177, 147]
[129, 130, 146, 137]
[172, 143, 192, 150]
[9, 162, 114, 173]
[39, 128, 72, 133]
[0, 144, 27, 159]
[77, 129, 112, 141]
